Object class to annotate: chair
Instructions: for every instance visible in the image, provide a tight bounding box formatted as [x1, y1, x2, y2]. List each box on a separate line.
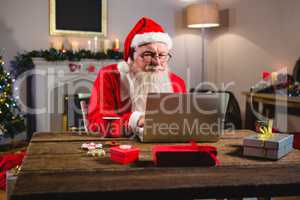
[78, 93, 90, 132]
[293, 57, 300, 82]
[190, 89, 242, 130]
[64, 93, 90, 132]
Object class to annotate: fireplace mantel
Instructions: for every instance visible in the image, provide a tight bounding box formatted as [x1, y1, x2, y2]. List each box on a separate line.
[32, 59, 119, 132]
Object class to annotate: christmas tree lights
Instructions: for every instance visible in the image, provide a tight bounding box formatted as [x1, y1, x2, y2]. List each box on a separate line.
[0, 56, 25, 138]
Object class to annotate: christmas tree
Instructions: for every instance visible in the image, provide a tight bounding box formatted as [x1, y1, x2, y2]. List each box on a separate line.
[0, 56, 25, 138]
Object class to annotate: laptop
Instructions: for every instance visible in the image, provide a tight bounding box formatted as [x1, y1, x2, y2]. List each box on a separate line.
[137, 92, 229, 143]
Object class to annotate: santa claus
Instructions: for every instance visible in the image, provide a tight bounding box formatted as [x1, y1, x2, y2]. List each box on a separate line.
[87, 17, 187, 137]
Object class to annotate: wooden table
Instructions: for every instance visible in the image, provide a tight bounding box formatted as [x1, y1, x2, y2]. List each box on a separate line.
[243, 92, 300, 109]
[243, 92, 300, 130]
[11, 130, 300, 200]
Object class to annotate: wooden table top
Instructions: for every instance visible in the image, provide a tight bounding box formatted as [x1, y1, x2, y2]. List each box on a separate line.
[242, 92, 300, 108]
[11, 130, 300, 200]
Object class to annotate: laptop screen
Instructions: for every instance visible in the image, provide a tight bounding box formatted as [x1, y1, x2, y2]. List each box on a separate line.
[139, 93, 229, 143]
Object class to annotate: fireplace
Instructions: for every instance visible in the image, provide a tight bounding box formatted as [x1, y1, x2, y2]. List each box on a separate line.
[31, 59, 117, 132]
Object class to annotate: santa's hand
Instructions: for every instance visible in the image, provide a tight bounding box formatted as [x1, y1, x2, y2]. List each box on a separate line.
[137, 116, 145, 127]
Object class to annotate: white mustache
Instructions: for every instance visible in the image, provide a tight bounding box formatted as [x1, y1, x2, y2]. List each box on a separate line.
[145, 65, 164, 71]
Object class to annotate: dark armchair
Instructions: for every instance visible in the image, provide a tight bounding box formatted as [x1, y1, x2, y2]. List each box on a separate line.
[190, 89, 242, 130]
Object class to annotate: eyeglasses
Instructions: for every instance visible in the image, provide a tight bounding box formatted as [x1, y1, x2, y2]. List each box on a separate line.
[140, 52, 172, 63]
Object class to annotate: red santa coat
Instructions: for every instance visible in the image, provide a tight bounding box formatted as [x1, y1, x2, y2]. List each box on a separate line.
[87, 61, 187, 137]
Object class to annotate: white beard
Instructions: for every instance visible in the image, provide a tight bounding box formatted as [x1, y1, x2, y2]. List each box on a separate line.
[130, 69, 173, 113]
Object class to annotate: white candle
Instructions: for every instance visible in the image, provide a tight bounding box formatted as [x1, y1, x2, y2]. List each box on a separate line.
[271, 72, 278, 84]
[72, 41, 79, 51]
[52, 40, 62, 50]
[94, 36, 98, 52]
[88, 40, 91, 51]
[114, 38, 120, 50]
[63, 38, 72, 50]
[50, 42, 54, 49]
[103, 39, 111, 53]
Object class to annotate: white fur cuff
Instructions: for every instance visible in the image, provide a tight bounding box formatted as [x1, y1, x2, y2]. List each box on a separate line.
[128, 111, 143, 133]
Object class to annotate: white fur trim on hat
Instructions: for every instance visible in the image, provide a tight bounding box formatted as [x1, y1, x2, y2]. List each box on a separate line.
[131, 32, 172, 49]
[117, 61, 130, 75]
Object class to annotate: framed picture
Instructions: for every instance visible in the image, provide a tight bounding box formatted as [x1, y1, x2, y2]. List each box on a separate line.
[49, 0, 107, 37]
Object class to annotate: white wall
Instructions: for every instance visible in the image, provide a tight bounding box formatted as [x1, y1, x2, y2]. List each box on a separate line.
[1, 0, 300, 126]
[0, 0, 203, 89]
[208, 0, 300, 115]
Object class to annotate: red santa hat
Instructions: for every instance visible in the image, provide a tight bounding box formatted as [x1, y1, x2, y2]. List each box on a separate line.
[124, 17, 173, 61]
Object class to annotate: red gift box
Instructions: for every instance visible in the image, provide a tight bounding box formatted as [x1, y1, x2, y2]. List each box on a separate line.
[109, 145, 140, 165]
[152, 142, 220, 167]
[291, 132, 300, 149]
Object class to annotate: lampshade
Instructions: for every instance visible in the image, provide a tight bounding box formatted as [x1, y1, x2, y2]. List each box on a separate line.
[186, 2, 220, 28]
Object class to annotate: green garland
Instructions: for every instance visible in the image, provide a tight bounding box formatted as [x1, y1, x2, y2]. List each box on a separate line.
[11, 48, 123, 77]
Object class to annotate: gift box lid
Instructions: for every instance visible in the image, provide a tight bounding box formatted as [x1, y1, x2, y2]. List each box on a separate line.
[110, 145, 140, 165]
[243, 133, 294, 149]
[152, 144, 217, 153]
[109, 145, 140, 157]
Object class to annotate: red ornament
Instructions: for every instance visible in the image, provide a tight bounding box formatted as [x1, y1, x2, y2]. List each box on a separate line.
[262, 71, 271, 80]
[87, 65, 96, 73]
[68, 63, 81, 72]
